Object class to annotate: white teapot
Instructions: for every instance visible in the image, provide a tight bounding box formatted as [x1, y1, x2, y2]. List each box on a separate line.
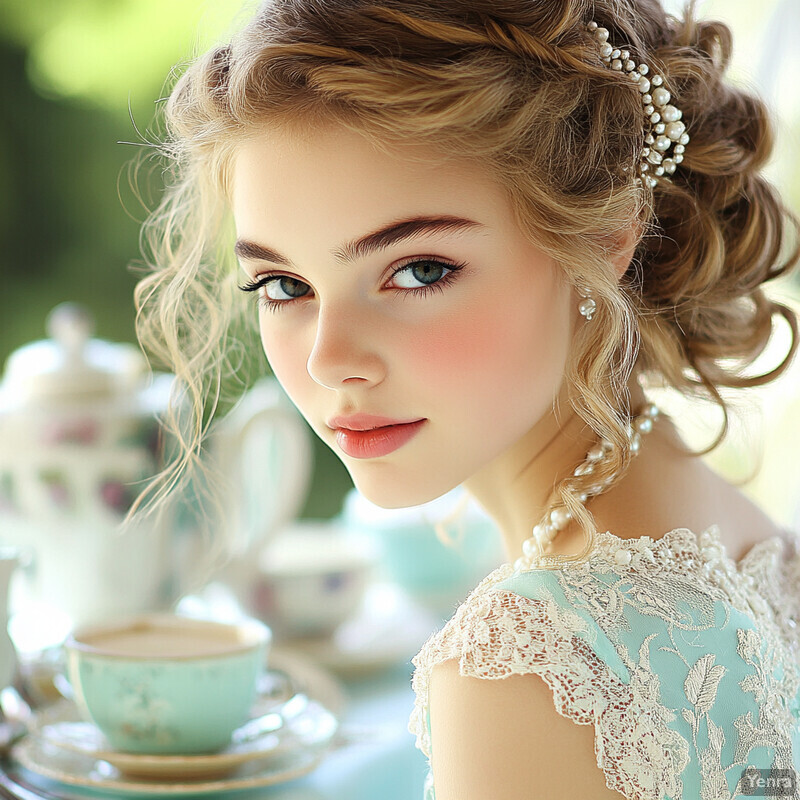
[0, 303, 312, 627]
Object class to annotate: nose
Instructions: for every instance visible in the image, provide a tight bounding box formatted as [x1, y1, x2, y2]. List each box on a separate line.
[306, 305, 387, 390]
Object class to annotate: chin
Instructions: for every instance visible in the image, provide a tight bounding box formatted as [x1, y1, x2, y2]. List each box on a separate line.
[350, 472, 456, 510]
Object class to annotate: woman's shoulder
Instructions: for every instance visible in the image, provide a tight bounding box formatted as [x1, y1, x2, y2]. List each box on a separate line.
[408, 562, 617, 754]
[412, 562, 605, 676]
[409, 562, 693, 799]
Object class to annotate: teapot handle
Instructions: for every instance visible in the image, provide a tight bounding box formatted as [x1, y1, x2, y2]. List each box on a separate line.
[217, 378, 314, 559]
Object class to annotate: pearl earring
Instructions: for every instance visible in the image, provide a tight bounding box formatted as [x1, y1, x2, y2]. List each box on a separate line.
[578, 292, 597, 321]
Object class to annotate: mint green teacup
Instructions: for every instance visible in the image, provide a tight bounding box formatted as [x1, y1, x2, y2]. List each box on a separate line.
[64, 613, 271, 754]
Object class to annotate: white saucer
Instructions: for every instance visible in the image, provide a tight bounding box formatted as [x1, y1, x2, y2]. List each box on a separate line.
[35, 696, 324, 780]
[38, 719, 279, 780]
[12, 734, 329, 795]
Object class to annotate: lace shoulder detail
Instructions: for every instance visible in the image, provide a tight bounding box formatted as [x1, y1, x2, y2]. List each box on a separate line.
[409, 568, 691, 800]
[409, 525, 800, 800]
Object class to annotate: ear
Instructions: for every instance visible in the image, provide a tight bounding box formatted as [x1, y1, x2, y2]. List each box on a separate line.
[611, 221, 642, 282]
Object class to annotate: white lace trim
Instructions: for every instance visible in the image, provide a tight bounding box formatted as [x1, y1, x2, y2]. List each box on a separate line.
[409, 525, 800, 800]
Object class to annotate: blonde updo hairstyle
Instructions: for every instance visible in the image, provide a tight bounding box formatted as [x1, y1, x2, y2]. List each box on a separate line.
[134, 0, 800, 567]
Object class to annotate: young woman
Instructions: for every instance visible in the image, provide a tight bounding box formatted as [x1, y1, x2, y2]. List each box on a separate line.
[135, 0, 800, 796]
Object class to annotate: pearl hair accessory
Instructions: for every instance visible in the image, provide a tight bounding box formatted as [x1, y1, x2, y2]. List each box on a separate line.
[514, 401, 661, 571]
[587, 20, 689, 188]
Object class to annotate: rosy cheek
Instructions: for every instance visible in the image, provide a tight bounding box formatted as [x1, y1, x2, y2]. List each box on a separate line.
[402, 293, 557, 388]
[402, 309, 489, 381]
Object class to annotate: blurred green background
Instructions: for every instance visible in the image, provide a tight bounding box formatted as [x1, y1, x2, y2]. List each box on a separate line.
[0, 0, 357, 519]
[1, 0, 799, 526]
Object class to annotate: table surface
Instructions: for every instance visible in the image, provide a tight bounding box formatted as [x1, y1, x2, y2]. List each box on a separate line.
[0, 661, 430, 800]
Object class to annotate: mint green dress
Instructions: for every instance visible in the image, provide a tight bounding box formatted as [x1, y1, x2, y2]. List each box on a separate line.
[409, 525, 800, 799]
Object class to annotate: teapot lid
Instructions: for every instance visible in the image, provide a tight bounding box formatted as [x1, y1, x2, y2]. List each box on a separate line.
[2, 303, 148, 403]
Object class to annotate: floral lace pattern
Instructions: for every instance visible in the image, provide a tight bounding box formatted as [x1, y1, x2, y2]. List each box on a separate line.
[409, 525, 800, 800]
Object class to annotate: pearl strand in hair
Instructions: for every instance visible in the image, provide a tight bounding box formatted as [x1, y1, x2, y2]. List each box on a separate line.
[588, 20, 690, 188]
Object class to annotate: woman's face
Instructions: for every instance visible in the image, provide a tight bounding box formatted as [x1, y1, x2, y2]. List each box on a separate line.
[230, 121, 576, 508]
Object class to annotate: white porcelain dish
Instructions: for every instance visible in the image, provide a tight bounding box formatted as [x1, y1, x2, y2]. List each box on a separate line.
[31, 691, 336, 781]
[12, 734, 329, 795]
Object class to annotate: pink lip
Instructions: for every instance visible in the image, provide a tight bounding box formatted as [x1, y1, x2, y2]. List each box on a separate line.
[327, 414, 424, 432]
[330, 418, 427, 459]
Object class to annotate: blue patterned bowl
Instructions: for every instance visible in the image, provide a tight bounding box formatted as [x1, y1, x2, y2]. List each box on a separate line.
[64, 613, 271, 754]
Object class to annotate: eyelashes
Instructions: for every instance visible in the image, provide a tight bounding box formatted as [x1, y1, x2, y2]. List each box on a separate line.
[241, 275, 310, 307]
[238, 257, 467, 313]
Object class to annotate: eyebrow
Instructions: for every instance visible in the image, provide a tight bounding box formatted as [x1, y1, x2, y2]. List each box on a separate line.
[233, 215, 485, 267]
